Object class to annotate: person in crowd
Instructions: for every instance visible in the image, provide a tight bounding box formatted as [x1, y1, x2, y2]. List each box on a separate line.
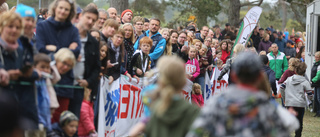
[212, 38, 219, 49]
[219, 40, 230, 64]
[258, 33, 272, 53]
[207, 29, 214, 38]
[185, 45, 200, 82]
[107, 7, 117, 20]
[227, 39, 234, 52]
[250, 26, 261, 50]
[191, 83, 204, 107]
[204, 37, 212, 48]
[260, 55, 277, 96]
[280, 62, 312, 137]
[267, 43, 288, 80]
[195, 26, 209, 43]
[296, 40, 304, 54]
[284, 28, 289, 40]
[266, 27, 275, 43]
[92, 9, 107, 30]
[221, 23, 231, 39]
[196, 44, 209, 93]
[218, 44, 245, 84]
[275, 32, 286, 52]
[121, 23, 136, 75]
[100, 19, 119, 43]
[90, 29, 100, 42]
[278, 58, 300, 84]
[106, 28, 132, 84]
[284, 40, 296, 59]
[71, 6, 100, 125]
[36, 0, 81, 57]
[259, 27, 265, 38]
[170, 30, 179, 54]
[99, 41, 108, 75]
[37, 8, 48, 25]
[187, 52, 294, 137]
[71, 5, 82, 25]
[193, 39, 202, 51]
[78, 89, 97, 137]
[51, 48, 76, 123]
[213, 25, 223, 41]
[296, 46, 305, 60]
[162, 29, 173, 56]
[143, 18, 149, 32]
[0, 2, 8, 14]
[52, 111, 79, 137]
[132, 16, 144, 40]
[311, 51, 320, 117]
[215, 59, 224, 70]
[214, 50, 222, 64]
[0, 10, 40, 132]
[134, 18, 166, 66]
[121, 9, 133, 24]
[145, 56, 199, 137]
[160, 28, 170, 41]
[130, 37, 152, 77]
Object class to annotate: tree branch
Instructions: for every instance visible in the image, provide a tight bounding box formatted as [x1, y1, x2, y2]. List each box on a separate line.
[241, 0, 264, 7]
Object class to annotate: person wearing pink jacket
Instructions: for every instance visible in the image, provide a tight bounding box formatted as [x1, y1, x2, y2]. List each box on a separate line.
[185, 45, 200, 82]
[191, 83, 204, 107]
[78, 89, 97, 137]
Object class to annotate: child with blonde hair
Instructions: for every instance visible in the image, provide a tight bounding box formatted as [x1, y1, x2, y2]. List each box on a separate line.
[185, 45, 200, 82]
[191, 83, 204, 107]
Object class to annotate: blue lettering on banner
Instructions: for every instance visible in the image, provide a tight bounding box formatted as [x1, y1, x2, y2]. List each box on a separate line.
[205, 84, 212, 100]
[105, 88, 120, 127]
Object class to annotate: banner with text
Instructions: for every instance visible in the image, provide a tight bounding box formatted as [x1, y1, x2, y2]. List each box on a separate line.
[98, 75, 193, 137]
[204, 68, 229, 103]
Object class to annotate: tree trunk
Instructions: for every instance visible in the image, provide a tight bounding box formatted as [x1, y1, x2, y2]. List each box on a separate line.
[281, 0, 287, 30]
[110, 0, 129, 15]
[229, 0, 241, 27]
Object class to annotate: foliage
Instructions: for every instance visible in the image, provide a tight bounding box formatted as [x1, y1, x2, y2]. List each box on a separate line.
[130, 0, 167, 23]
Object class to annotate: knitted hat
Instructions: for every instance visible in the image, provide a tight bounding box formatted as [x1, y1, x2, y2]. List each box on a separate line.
[121, 9, 133, 18]
[15, 4, 36, 19]
[59, 110, 78, 127]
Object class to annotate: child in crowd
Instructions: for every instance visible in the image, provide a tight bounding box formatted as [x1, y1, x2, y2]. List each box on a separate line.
[214, 50, 222, 65]
[191, 83, 204, 107]
[278, 58, 301, 84]
[34, 53, 60, 133]
[216, 59, 224, 71]
[99, 41, 108, 76]
[185, 45, 200, 82]
[52, 111, 79, 137]
[78, 89, 97, 137]
[280, 62, 312, 137]
[284, 40, 296, 59]
[130, 36, 152, 77]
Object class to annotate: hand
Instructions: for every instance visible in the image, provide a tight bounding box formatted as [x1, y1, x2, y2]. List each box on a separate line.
[133, 75, 140, 84]
[126, 73, 132, 82]
[77, 55, 82, 62]
[7, 69, 21, 81]
[21, 67, 34, 78]
[203, 61, 209, 65]
[0, 69, 9, 86]
[288, 107, 298, 116]
[89, 132, 98, 137]
[77, 79, 88, 87]
[69, 42, 78, 50]
[107, 60, 114, 68]
[108, 76, 114, 85]
[207, 65, 213, 71]
[136, 68, 143, 75]
[181, 45, 189, 54]
[145, 71, 149, 76]
[46, 45, 57, 52]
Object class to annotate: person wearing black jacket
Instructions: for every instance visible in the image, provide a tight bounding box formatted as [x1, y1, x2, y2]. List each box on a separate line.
[260, 55, 277, 96]
[70, 7, 101, 121]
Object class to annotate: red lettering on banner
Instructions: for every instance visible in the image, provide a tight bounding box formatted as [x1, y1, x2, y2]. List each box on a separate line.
[105, 130, 116, 137]
[135, 88, 142, 118]
[130, 86, 139, 119]
[121, 85, 130, 118]
[212, 80, 216, 95]
[182, 90, 190, 101]
[117, 84, 122, 118]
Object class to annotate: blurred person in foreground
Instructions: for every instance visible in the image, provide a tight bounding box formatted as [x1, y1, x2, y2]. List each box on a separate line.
[187, 52, 298, 137]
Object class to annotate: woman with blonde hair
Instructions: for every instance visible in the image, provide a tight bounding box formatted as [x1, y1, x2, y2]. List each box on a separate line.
[278, 58, 301, 84]
[163, 29, 173, 56]
[145, 56, 199, 137]
[258, 33, 272, 53]
[121, 23, 136, 75]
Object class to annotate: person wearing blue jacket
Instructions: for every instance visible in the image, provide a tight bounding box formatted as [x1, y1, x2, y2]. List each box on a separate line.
[134, 18, 166, 67]
[36, 0, 81, 58]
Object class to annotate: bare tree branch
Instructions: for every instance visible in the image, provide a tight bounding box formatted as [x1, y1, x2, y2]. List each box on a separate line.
[240, 0, 264, 7]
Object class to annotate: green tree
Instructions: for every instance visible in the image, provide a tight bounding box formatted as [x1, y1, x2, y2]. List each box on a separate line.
[130, 0, 167, 23]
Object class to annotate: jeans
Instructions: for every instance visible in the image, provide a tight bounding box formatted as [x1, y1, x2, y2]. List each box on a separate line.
[292, 107, 305, 137]
[315, 87, 320, 114]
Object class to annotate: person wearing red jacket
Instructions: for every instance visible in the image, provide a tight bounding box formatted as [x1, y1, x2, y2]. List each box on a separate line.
[78, 89, 97, 137]
[191, 83, 204, 107]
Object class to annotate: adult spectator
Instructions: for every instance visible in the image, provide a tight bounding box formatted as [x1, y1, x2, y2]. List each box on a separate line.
[132, 16, 144, 40]
[195, 26, 209, 43]
[267, 43, 288, 80]
[284, 28, 289, 40]
[213, 25, 223, 41]
[221, 23, 231, 39]
[121, 23, 136, 75]
[176, 31, 190, 62]
[275, 32, 286, 52]
[260, 55, 277, 95]
[143, 18, 149, 31]
[219, 40, 230, 64]
[170, 30, 179, 54]
[134, 18, 166, 66]
[258, 33, 272, 53]
[92, 9, 107, 30]
[71, 5, 82, 24]
[284, 40, 296, 59]
[107, 7, 117, 19]
[266, 27, 275, 43]
[37, 8, 48, 25]
[250, 26, 260, 50]
[116, 15, 121, 24]
[121, 9, 133, 24]
[187, 52, 294, 137]
[259, 27, 264, 38]
[36, 0, 81, 57]
[207, 29, 214, 38]
[100, 19, 119, 43]
[1, 10, 40, 132]
[71, 6, 100, 121]
[311, 51, 320, 117]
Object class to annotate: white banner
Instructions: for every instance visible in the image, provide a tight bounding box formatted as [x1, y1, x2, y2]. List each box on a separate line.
[98, 75, 193, 137]
[204, 68, 229, 103]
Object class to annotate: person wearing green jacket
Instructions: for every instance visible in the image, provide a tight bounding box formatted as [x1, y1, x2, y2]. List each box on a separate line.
[311, 51, 320, 117]
[267, 43, 288, 80]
